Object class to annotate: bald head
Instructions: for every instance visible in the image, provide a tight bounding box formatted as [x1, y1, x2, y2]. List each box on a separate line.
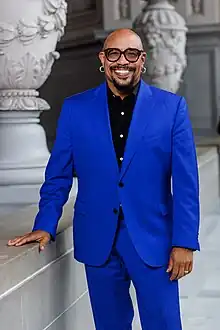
[99, 28, 146, 97]
[103, 29, 144, 51]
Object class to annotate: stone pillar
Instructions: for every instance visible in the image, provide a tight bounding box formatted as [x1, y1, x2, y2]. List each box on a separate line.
[0, 0, 67, 215]
[134, 0, 187, 93]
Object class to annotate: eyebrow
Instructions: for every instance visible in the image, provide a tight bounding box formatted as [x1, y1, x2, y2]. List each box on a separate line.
[102, 47, 143, 51]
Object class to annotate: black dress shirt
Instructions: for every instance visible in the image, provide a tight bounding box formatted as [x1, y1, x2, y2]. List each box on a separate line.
[107, 83, 140, 221]
[107, 83, 140, 169]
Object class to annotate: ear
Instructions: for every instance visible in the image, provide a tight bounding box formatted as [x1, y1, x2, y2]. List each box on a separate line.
[141, 52, 147, 64]
[99, 51, 105, 66]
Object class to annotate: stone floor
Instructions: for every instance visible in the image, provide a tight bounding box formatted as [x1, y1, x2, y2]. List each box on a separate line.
[132, 204, 220, 330]
[132, 144, 220, 329]
[180, 204, 220, 330]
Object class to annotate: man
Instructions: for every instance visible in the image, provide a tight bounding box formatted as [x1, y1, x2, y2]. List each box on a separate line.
[8, 29, 200, 329]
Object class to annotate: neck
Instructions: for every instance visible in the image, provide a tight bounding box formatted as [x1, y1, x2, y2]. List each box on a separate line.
[106, 80, 139, 100]
[107, 82, 128, 99]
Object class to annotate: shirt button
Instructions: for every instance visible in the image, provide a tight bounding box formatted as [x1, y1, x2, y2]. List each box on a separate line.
[120, 157, 123, 161]
[119, 182, 124, 188]
[120, 134, 124, 138]
[121, 112, 124, 115]
[113, 208, 118, 214]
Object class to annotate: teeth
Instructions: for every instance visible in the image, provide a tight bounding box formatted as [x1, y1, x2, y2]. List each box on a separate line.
[115, 70, 129, 74]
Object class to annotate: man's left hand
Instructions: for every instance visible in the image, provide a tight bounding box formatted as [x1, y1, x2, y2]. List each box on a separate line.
[166, 247, 193, 281]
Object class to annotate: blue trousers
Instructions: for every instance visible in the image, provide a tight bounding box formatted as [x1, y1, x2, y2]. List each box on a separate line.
[85, 220, 182, 330]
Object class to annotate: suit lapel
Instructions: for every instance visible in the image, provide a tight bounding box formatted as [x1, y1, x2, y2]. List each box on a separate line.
[119, 80, 155, 180]
[93, 80, 156, 180]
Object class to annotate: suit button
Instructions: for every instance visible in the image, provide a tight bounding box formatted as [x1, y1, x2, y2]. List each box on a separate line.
[113, 208, 118, 214]
[119, 182, 124, 188]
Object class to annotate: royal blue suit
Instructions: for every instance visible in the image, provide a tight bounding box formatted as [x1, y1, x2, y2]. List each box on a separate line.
[33, 80, 200, 329]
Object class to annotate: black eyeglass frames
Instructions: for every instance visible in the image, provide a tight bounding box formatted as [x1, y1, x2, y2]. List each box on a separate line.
[103, 48, 144, 63]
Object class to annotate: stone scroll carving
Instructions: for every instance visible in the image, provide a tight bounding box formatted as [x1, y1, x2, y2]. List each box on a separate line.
[0, 0, 67, 50]
[135, 0, 187, 93]
[0, 0, 67, 109]
[0, 51, 59, 110]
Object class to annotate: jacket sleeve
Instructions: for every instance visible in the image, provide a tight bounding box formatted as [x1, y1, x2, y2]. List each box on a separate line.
[171, 96, 200, 251]
[32, 100, 74, 239]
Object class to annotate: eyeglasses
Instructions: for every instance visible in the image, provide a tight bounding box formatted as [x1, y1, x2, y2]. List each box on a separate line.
[103, 48, 144, 63]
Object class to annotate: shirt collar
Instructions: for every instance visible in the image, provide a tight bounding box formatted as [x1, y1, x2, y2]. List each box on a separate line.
[107, 81, 140, 100]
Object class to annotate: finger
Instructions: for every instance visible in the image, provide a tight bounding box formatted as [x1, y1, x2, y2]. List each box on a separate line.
[184, 261, 191, 273]
[188, 261, 193, 273]
[39, 236, 50, 252]
[170, 262, 180, 281]
[15, 233, 39, 246]
[177, 263, 185, 280]
[166, 257, 174, 273]
[8, 235, 29, 246]
[8, 231, 32, 244]
[7, 238, 21, 246]
[182, 261, 192, 277]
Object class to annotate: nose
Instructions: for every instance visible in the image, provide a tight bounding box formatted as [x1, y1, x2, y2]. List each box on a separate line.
[117, 53, 129, 65]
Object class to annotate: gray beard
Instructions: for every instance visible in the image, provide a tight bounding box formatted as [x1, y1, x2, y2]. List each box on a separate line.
[112, 76, 136, 93]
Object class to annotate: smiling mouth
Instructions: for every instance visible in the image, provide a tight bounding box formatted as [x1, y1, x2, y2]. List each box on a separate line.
[112, 68, 133, 78]
[115, 69, 130, 74]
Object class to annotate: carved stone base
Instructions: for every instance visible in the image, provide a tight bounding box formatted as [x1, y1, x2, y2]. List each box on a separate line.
[0, 90, 50, 111]
[0, 110, 50, 185]
[0, 110, 50, 216]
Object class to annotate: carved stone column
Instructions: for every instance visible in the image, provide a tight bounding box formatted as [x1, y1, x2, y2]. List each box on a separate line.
[134, 0, 187, 93]
[0, 0, 67, 215]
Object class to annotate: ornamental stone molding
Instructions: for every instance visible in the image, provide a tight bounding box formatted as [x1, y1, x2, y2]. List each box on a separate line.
[135, 0, 187, 93]
[0, 0, 67, 50]
[0, 51, 59, 110]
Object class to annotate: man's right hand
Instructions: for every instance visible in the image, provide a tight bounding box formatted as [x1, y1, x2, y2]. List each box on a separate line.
[7, 230, 51, 252]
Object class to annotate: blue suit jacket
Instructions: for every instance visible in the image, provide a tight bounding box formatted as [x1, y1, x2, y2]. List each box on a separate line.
[33, 80, 200, 267]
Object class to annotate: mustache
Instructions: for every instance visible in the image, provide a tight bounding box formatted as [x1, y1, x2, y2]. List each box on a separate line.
[110, 65, 134, 71]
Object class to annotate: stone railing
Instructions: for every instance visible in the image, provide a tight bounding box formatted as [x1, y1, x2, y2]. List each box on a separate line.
[0, 178, 90, 330]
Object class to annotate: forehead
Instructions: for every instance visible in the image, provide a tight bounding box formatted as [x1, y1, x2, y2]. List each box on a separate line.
[105, 33, 142, 50]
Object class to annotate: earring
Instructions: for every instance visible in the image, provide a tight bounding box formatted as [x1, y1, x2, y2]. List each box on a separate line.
[99, 65, 105, 73]
[141, 66, 147, 74]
